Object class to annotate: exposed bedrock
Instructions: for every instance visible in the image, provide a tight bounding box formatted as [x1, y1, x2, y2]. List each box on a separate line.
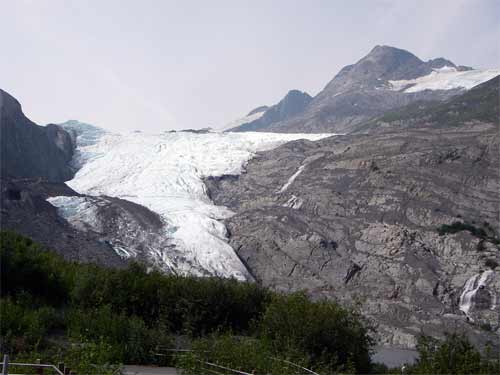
[205, 123, 500, 349]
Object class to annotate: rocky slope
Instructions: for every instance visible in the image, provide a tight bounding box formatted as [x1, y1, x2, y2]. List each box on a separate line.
[0, 89, 74, 182]
[0, 90, 158, 268]
[206, 77, 500, 349]
[229, 46, 498, 134]
[228, 90, 312, 132]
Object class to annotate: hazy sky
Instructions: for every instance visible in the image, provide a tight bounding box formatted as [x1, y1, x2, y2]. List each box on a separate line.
[1, 0, 498, 132]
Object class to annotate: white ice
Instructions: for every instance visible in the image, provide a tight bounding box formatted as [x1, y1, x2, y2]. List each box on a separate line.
[47, 195, 102, 233]
[52, 122, 331, 279]
[388, 67, 500, 93]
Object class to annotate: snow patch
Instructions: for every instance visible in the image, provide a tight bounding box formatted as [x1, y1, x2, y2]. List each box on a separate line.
[283, 195, 303, 209]
[279, 165, 306, 193]
[388, 67, 500, 93]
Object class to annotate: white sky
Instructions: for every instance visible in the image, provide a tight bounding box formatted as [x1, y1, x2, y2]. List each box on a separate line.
[1, 0, 498, 132]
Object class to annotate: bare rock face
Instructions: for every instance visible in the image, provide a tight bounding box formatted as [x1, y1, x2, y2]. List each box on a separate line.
[0, 89, 75, 182]
[206, 81, 500, 349]
[0, 178, 126, 267]
[229, 90, 312, 132]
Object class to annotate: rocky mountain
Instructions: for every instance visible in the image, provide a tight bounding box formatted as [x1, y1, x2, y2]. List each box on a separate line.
[229, 46, 499, 133]
[205, 76, 500, 349]
[0, 89, 75, 182]
[227, 90, 312, 132]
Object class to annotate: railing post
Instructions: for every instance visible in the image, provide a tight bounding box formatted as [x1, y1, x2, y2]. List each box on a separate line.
[1, 354, 8, 375]
[36, 359, 44, 375]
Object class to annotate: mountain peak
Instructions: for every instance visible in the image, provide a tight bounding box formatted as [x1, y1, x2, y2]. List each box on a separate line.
[368, 44, 418, 57]
[283, 89, 312, 101]
[360, 45, 424, 76]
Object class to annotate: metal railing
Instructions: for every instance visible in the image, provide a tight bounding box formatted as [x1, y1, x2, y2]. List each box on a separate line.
[1, 355, 74, 375]
[155, 348, 321, 375]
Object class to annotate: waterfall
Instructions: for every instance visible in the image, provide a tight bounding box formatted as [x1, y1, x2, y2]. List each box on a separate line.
[459, 270, 494, 320]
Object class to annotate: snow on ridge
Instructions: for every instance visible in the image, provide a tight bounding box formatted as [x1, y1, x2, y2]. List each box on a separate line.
[388, 67, 500, 93]
[219, 110, 266, 131]
[50, 124, 332, 279]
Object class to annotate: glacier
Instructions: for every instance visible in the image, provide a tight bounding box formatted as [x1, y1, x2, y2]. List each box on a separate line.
[388, 66, 500, 93]
[49, 121, 331, 280]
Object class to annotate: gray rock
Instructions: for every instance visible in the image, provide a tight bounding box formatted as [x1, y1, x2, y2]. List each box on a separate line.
[229, 90, 312, 132]
[0, 89, 75, 182]
[206, 81, 500, 349]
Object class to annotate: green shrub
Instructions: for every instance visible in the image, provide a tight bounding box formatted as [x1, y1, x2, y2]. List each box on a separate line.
[0, 232, 69, 306]
[259, 292, 372, 373]
[437, 221, 487, 238]
[177, 334, 331, 375]
[408, 334, 500, 374]
[66, 305, 166, 363]
[0, 297, 58, 352]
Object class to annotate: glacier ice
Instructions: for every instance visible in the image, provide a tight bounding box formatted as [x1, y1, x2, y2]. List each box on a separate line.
[50, 122, 331, 280]
[388, 67, 500, 93]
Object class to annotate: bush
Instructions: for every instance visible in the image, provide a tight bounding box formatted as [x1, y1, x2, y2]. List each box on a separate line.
[0, 232, 69, 306]
[437, 222, 487, 238]
[0, 297, 58, 353]
[408, 334, 500, 374]
[259, 292, 372, 373]
[66, 305, 162, 363]
[177, 334, 333, 375]
[485, 258, 498, 270]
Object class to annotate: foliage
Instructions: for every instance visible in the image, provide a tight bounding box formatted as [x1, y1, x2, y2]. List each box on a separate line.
[437, 221, 500, 248]
[259, 292, 372, 373]
[407, 334, 500, 375]
[64, 338, 122, 375]
[0, 231, 373, 372]
[176, 333, 335, 375]
[437, 221, 488, 238]
[0, 233, 69, 306]
[66, 305, 165, 363]
[0, 297, 59, 353]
